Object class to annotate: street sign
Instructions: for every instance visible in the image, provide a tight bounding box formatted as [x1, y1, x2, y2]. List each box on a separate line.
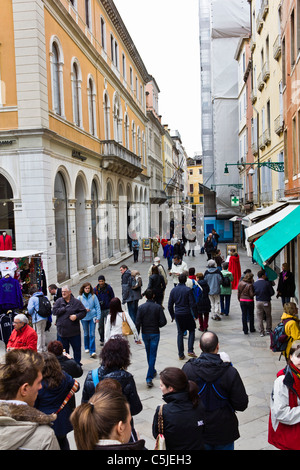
[231, 196, 240, 207]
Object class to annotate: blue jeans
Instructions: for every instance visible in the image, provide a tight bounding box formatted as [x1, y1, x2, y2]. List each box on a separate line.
[57, 334, 82, 364]
[81, 319, 96, 354]
[220, 295, 231, 316]
[127, 300, 138, 324]
[175, 319, 195, 357]
[204, 442, 234, 450]
[142, 333, 160, 383]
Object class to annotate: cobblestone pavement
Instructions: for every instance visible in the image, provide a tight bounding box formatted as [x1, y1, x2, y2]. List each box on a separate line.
[0, 243, 284, 450]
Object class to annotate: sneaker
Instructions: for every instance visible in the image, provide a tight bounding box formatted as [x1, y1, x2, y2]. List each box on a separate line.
[90, 352, 97, 358]
[85, 349, 89, 353]
[188, 352, 197, 358]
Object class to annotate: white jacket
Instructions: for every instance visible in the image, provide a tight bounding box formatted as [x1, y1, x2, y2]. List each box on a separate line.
[104, 310, 140, 343]
[170, 261, 188, 285]
[270, 374, 300, 431]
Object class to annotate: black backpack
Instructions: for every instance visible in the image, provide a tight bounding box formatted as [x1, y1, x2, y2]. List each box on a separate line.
[38, 295, 52, 317]
[270, 318, 294, 359]
[222, 275, 231, 288]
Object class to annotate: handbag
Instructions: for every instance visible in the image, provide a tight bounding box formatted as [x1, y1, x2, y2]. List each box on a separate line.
[154, 404, 166, 450]
[122, 312, 133, 336]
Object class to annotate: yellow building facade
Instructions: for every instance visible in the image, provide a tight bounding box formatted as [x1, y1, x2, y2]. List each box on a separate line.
[250, 0, 285, 206]
[0, 0, 152, 285]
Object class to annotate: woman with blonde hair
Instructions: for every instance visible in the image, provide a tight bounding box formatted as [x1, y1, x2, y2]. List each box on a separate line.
[280, 302, 300, 360]
[70, 390, 145, 450]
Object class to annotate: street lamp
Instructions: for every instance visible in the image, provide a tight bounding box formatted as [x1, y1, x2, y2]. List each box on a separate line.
[224, 161, 284, 174]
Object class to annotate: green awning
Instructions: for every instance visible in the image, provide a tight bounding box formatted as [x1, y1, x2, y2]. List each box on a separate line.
[253, 204, 300, 280]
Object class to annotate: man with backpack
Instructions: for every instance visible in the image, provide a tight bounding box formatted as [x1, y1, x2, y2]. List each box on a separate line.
[182, 331, 248, 450]
[27, 286, 52, 352]
[220, 262, 233, 316]
[253, 270, 275, 337]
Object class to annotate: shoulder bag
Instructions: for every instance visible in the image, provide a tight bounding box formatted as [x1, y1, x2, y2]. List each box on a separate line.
[122, 312, 133, 336]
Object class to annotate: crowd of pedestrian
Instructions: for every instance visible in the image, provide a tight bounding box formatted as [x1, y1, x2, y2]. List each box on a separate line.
[1, 232, 300, 451]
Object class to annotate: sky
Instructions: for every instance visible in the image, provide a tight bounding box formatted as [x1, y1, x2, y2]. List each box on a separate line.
[113, 0, 202, 158]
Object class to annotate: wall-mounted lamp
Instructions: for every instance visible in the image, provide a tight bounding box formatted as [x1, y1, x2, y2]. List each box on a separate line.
[224, 161, 284, 174]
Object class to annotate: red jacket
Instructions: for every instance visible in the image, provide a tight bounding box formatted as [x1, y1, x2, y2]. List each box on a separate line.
[268, 368, 300, 450]
[0, 234, 12, 250]
[7, 324, 37, 351]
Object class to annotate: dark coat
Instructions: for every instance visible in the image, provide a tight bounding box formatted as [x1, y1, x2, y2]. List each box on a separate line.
[121, 269, 134, 303]
[94, 283, 115, 310]
[147, 273, 166, 301]
[57, 354, 83, 378]
[52, 295, 86, 338]
[168, 283, 197, 331]
[34, 372, 78, 437]
[81, 365, 143, 417]
[182, 352, 248, 446]
[277, 271, 296, 298]
[152, 391, 205, 450]
[196, 279, 211, 314]
[135, 299, 167, 335]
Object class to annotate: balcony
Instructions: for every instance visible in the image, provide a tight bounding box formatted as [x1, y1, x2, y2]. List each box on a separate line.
[274, 115, 284, 135]
[262, 61, 270, 82]
[257, 72, 264, 91]
[259, 134, 266, 150]
[251, 89, 257, 104]
[261, 0, 269, 19]
[273, 34, 282, 61]
[251, 141, 258, 156]
[263, 129, 271, 146]
[100, 140, 142, 178]
[256, 12, 263, 34]
[149, 189, 168, 205]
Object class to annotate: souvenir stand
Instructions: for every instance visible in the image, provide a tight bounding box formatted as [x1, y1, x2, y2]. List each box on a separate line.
[0, 250, 44, 345]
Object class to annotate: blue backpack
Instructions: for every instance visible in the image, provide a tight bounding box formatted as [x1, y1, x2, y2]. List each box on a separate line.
[192, 280, 203, 303]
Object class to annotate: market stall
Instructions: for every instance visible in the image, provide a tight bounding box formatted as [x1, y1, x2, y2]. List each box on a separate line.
[0, 250, 45, 345]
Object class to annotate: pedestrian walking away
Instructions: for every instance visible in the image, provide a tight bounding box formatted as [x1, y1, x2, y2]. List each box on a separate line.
[204, 260, 223, 321]
[104, 297, 140, 343]
[168, 273, 197, 360]
[27, 286, 51, 352]
[228, 250, 242, 290]
[152, 367, 205, 450]
[253, 270, 275, 336]
[146, 265, 166, 306]
[237, 272, 255, 335]
[195, 272, 211, 332]
[34, 351, 80, 450]
[220, 262, 233, 316]
[136, 289, 167, 388]
[182, 331, 248, 450]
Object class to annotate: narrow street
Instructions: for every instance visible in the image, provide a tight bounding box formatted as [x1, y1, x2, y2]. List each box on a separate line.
[0, 244, 283, 450]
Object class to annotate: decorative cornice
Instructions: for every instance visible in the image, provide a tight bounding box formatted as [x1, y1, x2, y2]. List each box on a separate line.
[100, 0, 151, 83]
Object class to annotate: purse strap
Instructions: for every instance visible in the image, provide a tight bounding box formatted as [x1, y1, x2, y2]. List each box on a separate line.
[55, 380, 79, 414]
[158, 404, 164, 434]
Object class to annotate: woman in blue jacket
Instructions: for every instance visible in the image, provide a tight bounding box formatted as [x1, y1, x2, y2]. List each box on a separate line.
[78, 282, 101, 358]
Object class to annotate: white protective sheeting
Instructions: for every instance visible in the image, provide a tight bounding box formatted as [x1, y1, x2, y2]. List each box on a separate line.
[211, 0, 252, 39]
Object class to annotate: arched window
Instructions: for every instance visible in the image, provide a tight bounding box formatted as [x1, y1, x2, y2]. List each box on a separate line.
[132, 121, 136, 153]
[124, 113, 129, 149]
[104, 92, 110, 140]
[50, 37, 64, 117]
[71, 60, 82, 127]
[54, 172, 69, 283]
[113, 93, 122, 144]
[88, 76, 97, 136]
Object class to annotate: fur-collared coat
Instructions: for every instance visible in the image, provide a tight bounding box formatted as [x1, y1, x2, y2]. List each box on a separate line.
[0, 401, 60, 450]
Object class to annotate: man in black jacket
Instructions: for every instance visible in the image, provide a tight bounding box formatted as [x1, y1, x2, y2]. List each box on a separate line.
[168, 273, 197, 360]
[182, 331, 248, 450]
[136, 289, 167, 388]
[52, 286, 86, 364]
